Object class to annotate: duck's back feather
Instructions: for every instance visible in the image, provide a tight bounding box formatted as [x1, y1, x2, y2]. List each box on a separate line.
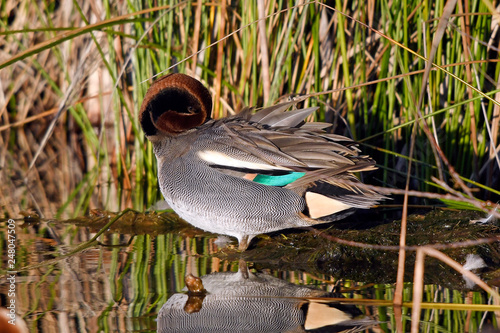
[193, 101, 385, 220]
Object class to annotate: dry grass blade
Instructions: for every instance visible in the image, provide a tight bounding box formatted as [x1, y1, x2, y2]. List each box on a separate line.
[27, 42, 94, 173]
[416, 0, 457, 183]
[418, 0, 457, 110]
[257, 0, 270, 105]
[482, 0, 500, 29]
[0, 5, 173, 70]
[411, 248, 426, 333]
[190, 0, 203, 76]
[394, 127, 417, 309]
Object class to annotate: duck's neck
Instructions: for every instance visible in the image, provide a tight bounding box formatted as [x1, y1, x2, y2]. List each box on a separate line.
[151, 131, 197, 163]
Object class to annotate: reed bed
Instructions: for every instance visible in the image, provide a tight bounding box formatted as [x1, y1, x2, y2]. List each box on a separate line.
[1, 0, 498, 218]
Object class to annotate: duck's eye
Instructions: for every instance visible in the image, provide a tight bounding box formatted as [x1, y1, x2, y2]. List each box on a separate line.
[187, 106, 196, 114]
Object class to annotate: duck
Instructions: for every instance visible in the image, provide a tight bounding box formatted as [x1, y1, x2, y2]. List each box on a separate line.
[140, 73, 385, 250]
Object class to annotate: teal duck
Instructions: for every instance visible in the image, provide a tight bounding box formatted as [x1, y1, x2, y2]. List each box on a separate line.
[140, 73, 384, 250]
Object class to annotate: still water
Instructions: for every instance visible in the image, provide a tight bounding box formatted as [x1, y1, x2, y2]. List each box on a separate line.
[0, 209, 499, 332]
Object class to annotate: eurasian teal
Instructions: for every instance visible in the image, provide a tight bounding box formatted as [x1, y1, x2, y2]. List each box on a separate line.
[140, 73, 384, 250]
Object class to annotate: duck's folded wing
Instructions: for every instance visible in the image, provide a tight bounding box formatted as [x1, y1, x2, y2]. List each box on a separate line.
[196, 106, 385, 216]
[195, 125, 306, 177]
[196, 118, 373, 185]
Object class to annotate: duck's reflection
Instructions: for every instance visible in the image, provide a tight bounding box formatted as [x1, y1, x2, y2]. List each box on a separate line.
[157, 261, 376, 332]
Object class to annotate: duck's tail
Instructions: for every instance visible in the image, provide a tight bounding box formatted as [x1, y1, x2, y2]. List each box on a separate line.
[287, 163, 386, 223]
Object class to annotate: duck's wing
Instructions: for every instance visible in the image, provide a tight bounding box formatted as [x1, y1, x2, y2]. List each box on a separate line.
[196, 103, 374, 180]
[195, 103, 385, 218]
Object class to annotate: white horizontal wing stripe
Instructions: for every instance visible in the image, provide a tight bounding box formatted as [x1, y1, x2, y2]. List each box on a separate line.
[197, 150, 292, 171]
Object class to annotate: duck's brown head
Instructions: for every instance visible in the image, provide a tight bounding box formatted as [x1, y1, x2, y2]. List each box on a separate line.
[140, 73, 212, 137]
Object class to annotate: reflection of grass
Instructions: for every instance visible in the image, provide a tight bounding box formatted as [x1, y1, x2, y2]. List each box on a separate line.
[1, 215, 499, 332]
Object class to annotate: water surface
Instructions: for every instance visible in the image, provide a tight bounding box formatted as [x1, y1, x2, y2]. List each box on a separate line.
[0, 209, 499, 332]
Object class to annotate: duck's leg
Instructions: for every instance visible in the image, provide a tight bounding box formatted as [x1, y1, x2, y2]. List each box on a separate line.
[238, 235, 251, 251]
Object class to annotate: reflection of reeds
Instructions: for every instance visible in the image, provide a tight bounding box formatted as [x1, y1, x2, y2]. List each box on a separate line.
[2, 213, 499, 332]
